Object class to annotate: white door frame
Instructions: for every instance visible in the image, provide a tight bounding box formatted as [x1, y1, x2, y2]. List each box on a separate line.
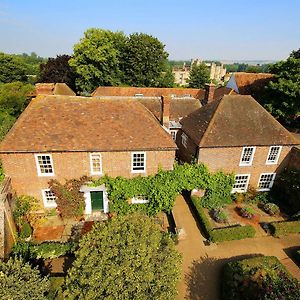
[80, 184, 109, 214]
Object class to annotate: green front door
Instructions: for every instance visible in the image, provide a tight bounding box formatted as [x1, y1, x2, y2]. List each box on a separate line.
[91, 191, 104, 211]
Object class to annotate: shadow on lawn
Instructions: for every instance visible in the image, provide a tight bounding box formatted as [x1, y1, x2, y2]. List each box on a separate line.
[185, 253, 263, 300]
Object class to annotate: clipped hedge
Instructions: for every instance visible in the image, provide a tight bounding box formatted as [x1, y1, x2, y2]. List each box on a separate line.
[191, 196, 255, 242]
[269, 220, 300, 237]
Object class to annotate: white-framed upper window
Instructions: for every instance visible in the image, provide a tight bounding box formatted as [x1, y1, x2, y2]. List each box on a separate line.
[170, 130, 177, 141]
[90, 153, 102, 175]
[35, 154, 54, 176]
[131, 196, 149, 204]
[131, 152, 146, 173]
[239, 147, 256, 166]
[232, 174, 250, 193]
[134, 93, 144, 97]
[42, 189, 57, 208]
[182, 133, 188, 148]
[266, 146, 282, 165]
[257, 173, 276, 191]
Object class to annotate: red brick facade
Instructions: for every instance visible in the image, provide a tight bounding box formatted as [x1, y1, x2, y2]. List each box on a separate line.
[0, 150, 175, 205]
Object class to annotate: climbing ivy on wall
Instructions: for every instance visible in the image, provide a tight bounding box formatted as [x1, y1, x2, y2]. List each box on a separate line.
[92, 163, 234, 215]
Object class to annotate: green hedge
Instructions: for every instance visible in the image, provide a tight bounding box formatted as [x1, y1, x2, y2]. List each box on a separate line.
[191, 196, 255, 242]
[269, 220, 300, 237]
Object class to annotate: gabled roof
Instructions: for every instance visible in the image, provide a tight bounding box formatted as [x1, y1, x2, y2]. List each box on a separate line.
[227, 72, 274, 94]
[0, 96, 176, 153]
[34, 83, 76, 96]
[180, 95, 298, 147]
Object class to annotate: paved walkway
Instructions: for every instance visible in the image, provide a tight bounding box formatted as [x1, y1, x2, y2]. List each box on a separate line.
[173, 195, 300, 300]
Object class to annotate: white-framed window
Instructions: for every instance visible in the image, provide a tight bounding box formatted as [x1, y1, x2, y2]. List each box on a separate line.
[131, 196, 149, 204]
[35, 154, 54, 176]
[89, 153, 102, 175]
[266, 146, 282, 165]
[42, 189, 57, 208]
[131, 152, 146, 173]
[232, 174, 250, 193]
[134, 93, 144, 97]
[239, 147, 256, 166]
[170, 130, 178, 141]
[182, 133, 188, 148]
[257, 173, 276, 191]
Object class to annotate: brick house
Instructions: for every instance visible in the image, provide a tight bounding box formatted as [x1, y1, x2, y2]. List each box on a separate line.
[178, 95, 298, 192]
[0, 95, 176, 214]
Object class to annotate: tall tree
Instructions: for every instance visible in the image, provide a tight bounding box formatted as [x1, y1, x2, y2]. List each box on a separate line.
[121, 33, 169, 87]
[69, 28, 126, 93]
[187, 62, 210, 88]
[262, 50, 300, 127]
[64, 214, 181, 299]
[39, 55, 77, 91]
[0, 52, 28, 83]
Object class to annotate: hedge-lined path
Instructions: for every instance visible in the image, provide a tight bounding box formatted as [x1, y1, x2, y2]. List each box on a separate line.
[174, 194, 300, 300]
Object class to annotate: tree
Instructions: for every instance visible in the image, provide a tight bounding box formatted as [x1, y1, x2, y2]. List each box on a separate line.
[64, 214, 181, 300]
[39, 55, 77, 91]
[157, 64, 175, 87]
[121, 33, 169, 87]
[290, 48, 300, 59]
[0, 257, 50, 299]
[0, 109, 16, 140]
[69, 28, 126, 93]
[0, 52, 28, 83]
[187, 62, 210, 88]
[0, 82, 34, 117]
[262, 50, 300, 127]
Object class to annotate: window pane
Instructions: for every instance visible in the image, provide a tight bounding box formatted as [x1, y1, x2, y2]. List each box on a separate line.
[132, 153, 145, 171]
[37, 155, 53, 174]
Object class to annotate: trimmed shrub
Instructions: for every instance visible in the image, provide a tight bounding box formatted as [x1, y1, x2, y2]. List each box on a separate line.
[263, 203, 280, 216]
[191, 196, 255, 242]
[269, 220, 300, 236]
[211, 209, 228, 223]
[240, 206, 256, 219]
[19, 222, 32, 239]
[222, 256, 300, 300]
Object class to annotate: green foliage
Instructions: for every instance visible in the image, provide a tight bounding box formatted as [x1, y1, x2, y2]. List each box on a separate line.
[222, 256, 300, 300]
[0, 257, 50, 299]
[263, 203, 280, 216]
[121, 32, 170, 87]
[272, 169, 300, 214]
[240, 206, 256, 219]
[64, 214, 181, 299]
[231, 189, 270, 205]
[0, 109, 16, 140]
[69, 28, 126, 93]
[269, 220, 300, 237]
[211, 209, 228, 223]
[191, 196, 255, 242]
[187, 62, 210, 88]
[12, 52, 46, 76]
[38, 55, 77, 91]
[0, 161, 5, 182]
[49, 176, 90, 218]
[19, 222, 32, 239]
[11, 241, 76, 260]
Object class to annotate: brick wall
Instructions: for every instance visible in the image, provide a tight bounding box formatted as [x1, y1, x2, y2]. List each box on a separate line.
[176, 130, 198, 162]
[198, 146, 293, 188]
[287, 147, 300, 170]
[0, 150, 175, 205]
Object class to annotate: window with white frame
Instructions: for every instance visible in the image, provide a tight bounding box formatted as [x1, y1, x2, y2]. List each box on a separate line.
[42, 189, 57, 208]
[170, 130, 177, 141]
[35, 154, 54, 176]
[257, 173, 276, 191]
[90, 153, 102, 175]
[131, 152, 146, 173]
[131, 196, 149, 204]
[266, 146, 282, 164]
[182, 133, 188, 148]
[232, 174, 250, 193]
[239, 147, 256, 166]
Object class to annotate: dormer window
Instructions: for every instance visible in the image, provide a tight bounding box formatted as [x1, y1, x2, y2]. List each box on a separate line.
[266, 146, 282, 165]
[239, 147, 256, 166]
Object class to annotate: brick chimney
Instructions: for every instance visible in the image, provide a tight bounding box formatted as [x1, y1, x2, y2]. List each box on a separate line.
[161, 95, 171, 129]
[204, 83, 216, 104]
[35, 83, 55, 95]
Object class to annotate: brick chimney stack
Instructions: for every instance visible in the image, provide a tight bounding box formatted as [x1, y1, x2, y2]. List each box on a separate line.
[161, 95, 171, 129]
[204, 83, 216, 105]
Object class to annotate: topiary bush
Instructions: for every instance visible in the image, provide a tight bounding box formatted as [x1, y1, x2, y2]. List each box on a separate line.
[211, 209, 228, 223]
[263, 203, 280, 216]
[240, 206, 256, 219]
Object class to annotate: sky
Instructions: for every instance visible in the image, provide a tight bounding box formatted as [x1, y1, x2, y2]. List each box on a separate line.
[0, 0, 299, 61]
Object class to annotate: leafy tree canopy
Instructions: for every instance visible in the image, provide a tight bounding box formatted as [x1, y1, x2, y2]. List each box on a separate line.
[0, 52, 28, 83]
[69, 28, 126, 93]
[64, 214, 181, 300]
[0, 257, 50, 300]
[187, 62, 210, 88]
[0, 109, 16, 141]
[39, 54, 77, 91]
[263, 49, 300, 126]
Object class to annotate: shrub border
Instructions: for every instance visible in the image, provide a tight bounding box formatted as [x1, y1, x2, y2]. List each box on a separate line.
[269, 220, 300, 237]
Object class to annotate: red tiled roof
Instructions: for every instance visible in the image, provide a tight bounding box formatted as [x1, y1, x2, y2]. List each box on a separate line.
[180, 95, 298, 147]
[33, 83, 76, 96]
[0, 96, 176, 153]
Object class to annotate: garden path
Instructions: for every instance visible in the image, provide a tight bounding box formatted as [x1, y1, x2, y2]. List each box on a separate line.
[174, 194, 300, 300]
